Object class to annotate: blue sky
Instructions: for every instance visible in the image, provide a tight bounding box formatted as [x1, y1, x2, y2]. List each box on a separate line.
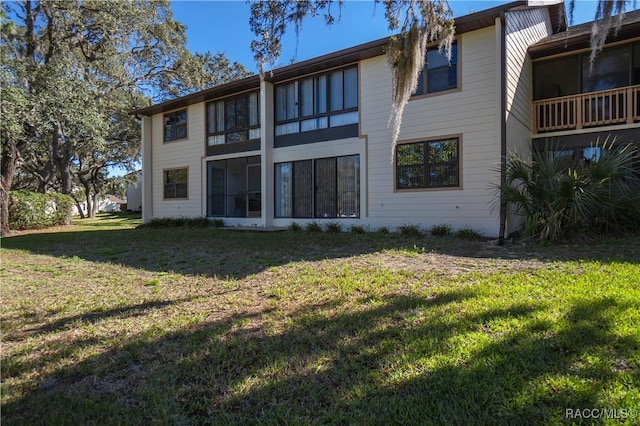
[171, 0, 602, 73]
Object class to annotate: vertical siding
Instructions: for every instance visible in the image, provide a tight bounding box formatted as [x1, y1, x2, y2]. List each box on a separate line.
[151, 103, 205, 218]
[360, 26, 502, 236]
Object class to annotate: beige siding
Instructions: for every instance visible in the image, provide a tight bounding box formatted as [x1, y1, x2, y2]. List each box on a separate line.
[360, 26, 502, 236]
[504, 8, 553, 232]
[505, 8, 552, 156]
[151, 103, 205, 218]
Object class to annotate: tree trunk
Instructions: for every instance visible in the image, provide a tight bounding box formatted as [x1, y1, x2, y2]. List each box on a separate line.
[1, 144, 20, 235]
[52, 123, 73, 195]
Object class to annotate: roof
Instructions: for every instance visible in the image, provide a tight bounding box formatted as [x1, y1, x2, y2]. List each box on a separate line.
[529, 8, 640, 58]
[134, 0, 566, 117]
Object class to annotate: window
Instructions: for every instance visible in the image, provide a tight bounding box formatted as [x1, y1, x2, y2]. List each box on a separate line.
[164, 168, 188, 199]
[164, 110, 187, 142]
[396, 138, 459, 189]
[534, 41, 640, 100]
[207, 91, 260, 145]
[414, 43, 458, 95]
[275, 66, 358, 136]
[206, 156, 261, 217]
[275, 155, 360, 218]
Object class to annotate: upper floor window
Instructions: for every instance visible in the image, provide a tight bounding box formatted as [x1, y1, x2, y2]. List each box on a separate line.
[164, 168, 188, 199]
[534, 41, 640, 100]
[396, 138, 460, 190]
[207, 90, 260, 145]
[414, 43, 458, 96]
[164, 110, 187, 142]
[275, 66, 358, 136]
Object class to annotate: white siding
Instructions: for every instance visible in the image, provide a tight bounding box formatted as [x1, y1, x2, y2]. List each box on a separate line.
[360, 26, 502, 236]
[151, 103, 205, 218]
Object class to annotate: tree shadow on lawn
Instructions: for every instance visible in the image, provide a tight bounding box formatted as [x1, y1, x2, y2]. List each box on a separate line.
[3, 290, 637, 425]
[3, 227, 639, 280]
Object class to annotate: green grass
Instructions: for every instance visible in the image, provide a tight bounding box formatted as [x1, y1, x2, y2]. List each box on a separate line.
[2, 213, 639, 425]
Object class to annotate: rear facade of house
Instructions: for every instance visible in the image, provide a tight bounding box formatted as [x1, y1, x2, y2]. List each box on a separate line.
[135, 0, 640, 238]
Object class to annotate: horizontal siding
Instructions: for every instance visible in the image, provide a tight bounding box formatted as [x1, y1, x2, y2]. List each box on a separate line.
[505, 8, 552, 154]
[360, 26, 501, 236]
[151, 103, 205, 218]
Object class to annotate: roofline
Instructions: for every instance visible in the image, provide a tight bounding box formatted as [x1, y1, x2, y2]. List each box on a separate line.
[134, 0, 565, 117]
[529, 14, 640, 58]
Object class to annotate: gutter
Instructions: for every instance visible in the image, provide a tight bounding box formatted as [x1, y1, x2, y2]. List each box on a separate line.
[498, 10, 507, 246]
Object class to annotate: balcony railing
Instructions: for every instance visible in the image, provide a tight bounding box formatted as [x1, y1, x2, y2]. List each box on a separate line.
[533, 84, 640, 134]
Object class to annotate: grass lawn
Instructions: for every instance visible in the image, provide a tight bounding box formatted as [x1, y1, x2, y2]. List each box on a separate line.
[2, 213, 639, 425]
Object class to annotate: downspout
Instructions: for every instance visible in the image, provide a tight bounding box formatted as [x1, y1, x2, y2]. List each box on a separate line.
[497, 11, 508, 246]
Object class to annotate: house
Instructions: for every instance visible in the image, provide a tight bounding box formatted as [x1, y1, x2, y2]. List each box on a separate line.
[133, 0, 639, 238]
[126, 170, 142, 212]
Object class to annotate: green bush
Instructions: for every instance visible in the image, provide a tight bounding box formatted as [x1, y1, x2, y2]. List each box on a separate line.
[288, 222, 302, 232]
[455, 227, 484, 241]
[9, 191, 74, 230]
[498, 139, 640, 242]
[305, 221, 322, 233]
[325, 221, 342, 233]
[376, 226, 390, 234]
[430, 223, 451, 237]
[141, 217, 212, 228]
[398, 224, 423, 237]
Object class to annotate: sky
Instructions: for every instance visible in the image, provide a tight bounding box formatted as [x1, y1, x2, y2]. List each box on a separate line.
[171, 0, 603, 74]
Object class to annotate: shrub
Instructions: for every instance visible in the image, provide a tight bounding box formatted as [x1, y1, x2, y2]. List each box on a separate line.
[305, 221, 322, 233]
[498, 139, 640, 242]
[430, 223, 451, 237]
[398, 224, 423, 237]
[288, 222, 302, 232]
[325, 221, 342, 233]
[455, 227, 484, 241]
[350, 225, 366, 234]
[141, 217, 212, 228]
[8, 191, 74, 230]
[211, 218, 225, 228]
[376, 226, 390, 234]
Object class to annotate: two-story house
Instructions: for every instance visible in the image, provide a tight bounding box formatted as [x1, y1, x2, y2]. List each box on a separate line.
[133, 0, 639, 238]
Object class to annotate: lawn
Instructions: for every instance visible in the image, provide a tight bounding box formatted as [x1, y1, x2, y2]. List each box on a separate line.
[2, 214, 639, 425]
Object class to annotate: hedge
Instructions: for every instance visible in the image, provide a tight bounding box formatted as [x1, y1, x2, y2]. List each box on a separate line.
[8, 191, 74, 230]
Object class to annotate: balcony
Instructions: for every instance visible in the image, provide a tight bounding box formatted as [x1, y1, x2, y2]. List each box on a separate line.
[533, 84, 640, 134]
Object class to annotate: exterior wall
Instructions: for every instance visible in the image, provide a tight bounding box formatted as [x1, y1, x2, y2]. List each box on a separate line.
[361, 26, 502, 236]
[505, 8, 552, 157]
[126, 171, 142, 211]
[151, 103, 205, 219]
[504, 7, 554, 233]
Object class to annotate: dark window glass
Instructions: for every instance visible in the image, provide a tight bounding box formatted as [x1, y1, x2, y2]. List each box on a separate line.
[294, 160, 313, 218]
[274, 155, 359, 218]
[163, 110, 187, 142]
[164, 168, 188, 199]
[414, 44, 458, 96]
[315, 158, 337, 218]
[274, 66, 357, 136]
[396, 139, 459, 189]
[206, 91, 259, 145]
[533, 56, 580, 100]
[581, 44, 630, 92]
[632, 42, 640, 85]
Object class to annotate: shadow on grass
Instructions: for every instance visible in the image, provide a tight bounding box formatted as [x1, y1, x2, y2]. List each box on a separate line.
[3, 290, 638, 425]
[3, 225, 639, 280]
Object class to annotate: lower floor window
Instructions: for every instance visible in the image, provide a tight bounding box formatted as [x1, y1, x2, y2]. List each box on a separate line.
[396, 138, 460, 189]
[163, 168, 188, 199]
[275, 154, 360, 218]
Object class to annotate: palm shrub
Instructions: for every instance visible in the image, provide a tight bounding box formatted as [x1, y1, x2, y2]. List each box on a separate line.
[498, 140, 640, 242]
